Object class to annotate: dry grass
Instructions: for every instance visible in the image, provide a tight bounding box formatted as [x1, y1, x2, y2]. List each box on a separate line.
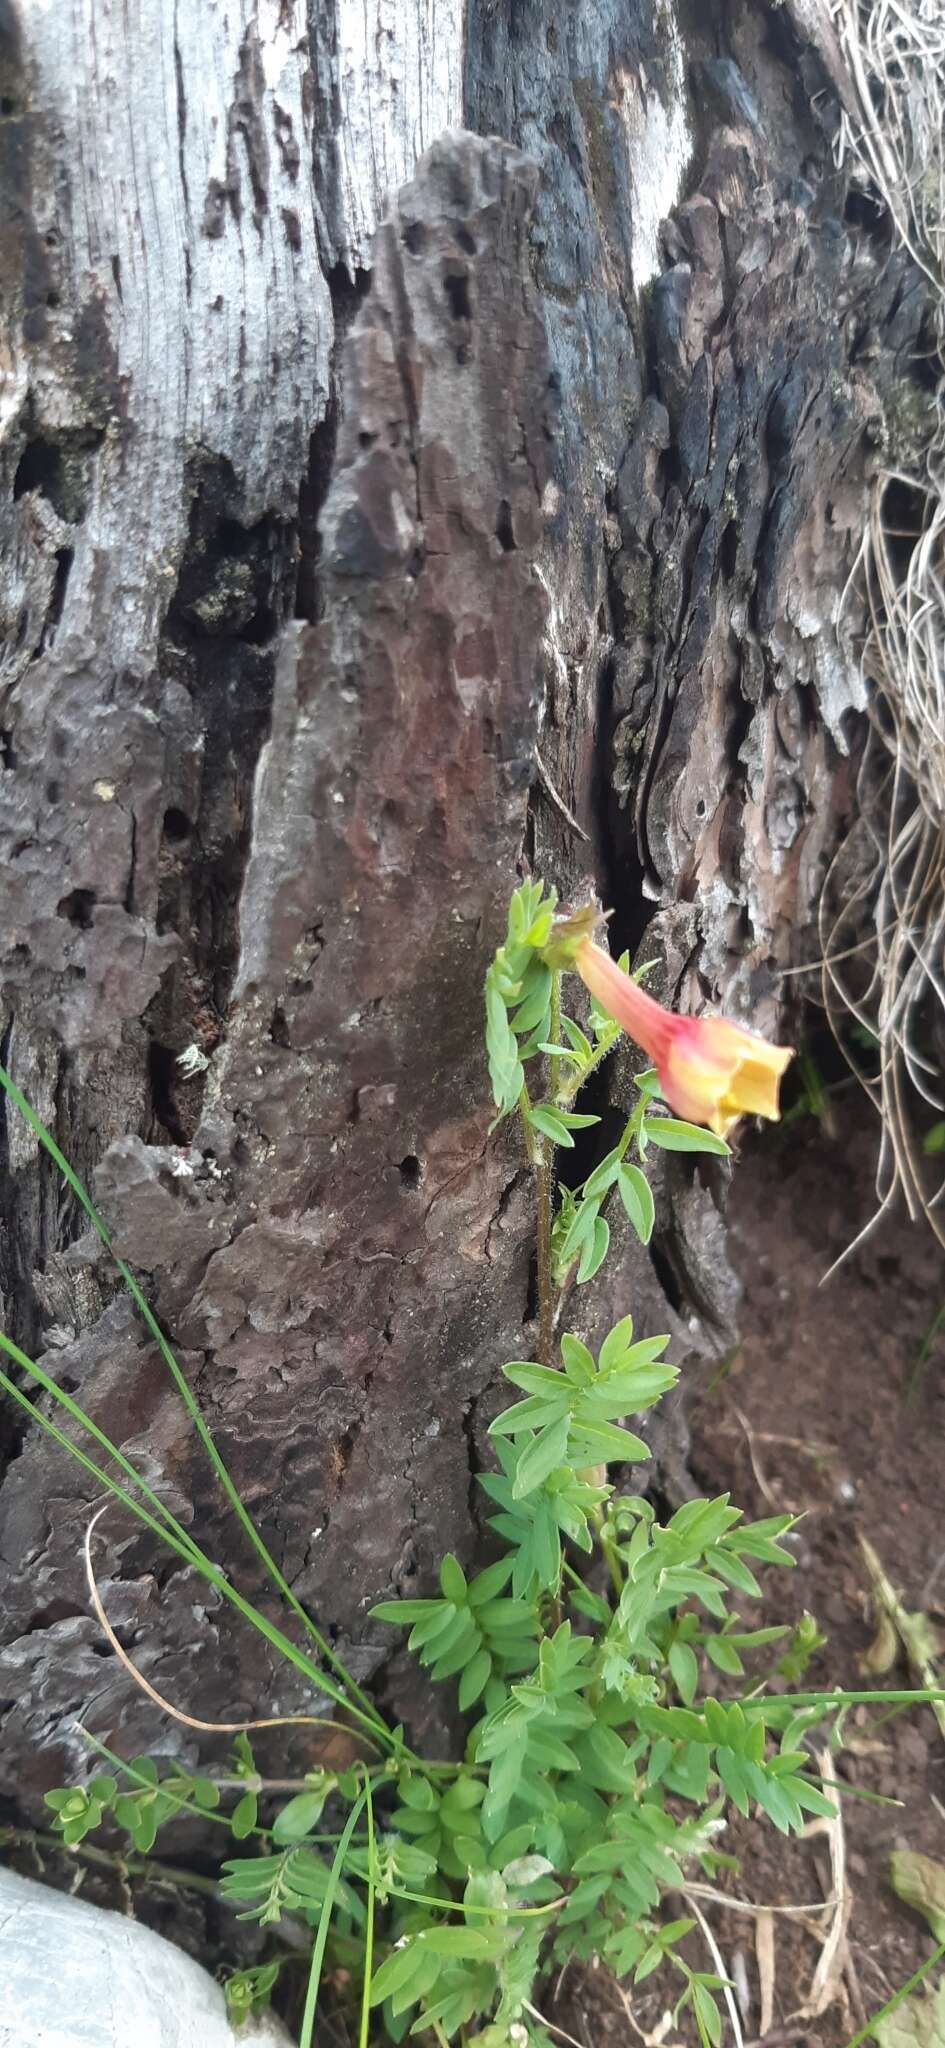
[819, 0, 945, 1250]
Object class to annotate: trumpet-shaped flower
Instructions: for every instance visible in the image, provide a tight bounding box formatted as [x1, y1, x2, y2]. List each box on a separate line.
[574, 940, 793, 1138]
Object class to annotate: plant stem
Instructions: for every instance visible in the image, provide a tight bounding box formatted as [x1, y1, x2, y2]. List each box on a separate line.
[212, 1776, 339, 1793]
[79, 1732, 256, 1836]
[375, 1883, 561, 1919]
[592, 1507, 623, 1598]
[0, 1824, 221, 1897]
[557, 1035, 617, 1107]
[536, 1141, 555, 1369]
[517, 1080, 538, 1163]
[858, 1532, 945, 1741]
[614, 1101, 645, 1160]
[519, 1068, 555, 1367]
[541, 970, 566, 1371]
[756, 1686, 945, 1707]
[549, 970, 562, 1104]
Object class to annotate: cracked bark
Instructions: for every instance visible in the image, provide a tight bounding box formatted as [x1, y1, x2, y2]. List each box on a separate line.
[0, 0, 930, 1808]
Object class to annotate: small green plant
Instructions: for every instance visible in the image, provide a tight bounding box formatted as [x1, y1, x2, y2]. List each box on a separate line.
[223, 1961, 283, 2026]
[4, 878, 944, 2044]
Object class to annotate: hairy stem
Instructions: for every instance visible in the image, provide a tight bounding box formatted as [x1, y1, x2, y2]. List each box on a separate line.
[517, 1080, 538, 1163]
[558, 1034, 615, 1106]
[549, 969, 562, 1103]
[536, 1141, 555, 1369]
[519, 1069, 555, 1366]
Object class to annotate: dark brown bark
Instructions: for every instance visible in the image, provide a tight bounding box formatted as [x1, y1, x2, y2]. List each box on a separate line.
[0, 0, 929, 1811]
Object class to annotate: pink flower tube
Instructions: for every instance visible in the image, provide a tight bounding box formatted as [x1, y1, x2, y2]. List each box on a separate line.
[574, 940, 793, 1139]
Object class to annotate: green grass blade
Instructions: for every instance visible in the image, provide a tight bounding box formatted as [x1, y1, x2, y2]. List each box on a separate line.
[843, 1940, 945, 2048]
[359, 1776, 376, 2048]
[0, 1365, 214, 1576]
[0, 1363, 392, 1744]
[299, 1787, 368, 2048]
[367, 1884, 558, 1919]
[0, 1330, 205, 1568]
[754, 1688, 945, 1710]
[0, 1060, 385, 1734]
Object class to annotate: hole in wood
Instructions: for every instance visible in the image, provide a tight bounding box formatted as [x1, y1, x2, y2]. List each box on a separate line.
[56, 888, 95, 930]
[13, 437, 65, 505]
[162, 807, 191, 843]
[495, 499, 516, 552]
[443, 272, 471, 321]
[270, 1005, 291, 1048]
[148, 1040, 189, 1144]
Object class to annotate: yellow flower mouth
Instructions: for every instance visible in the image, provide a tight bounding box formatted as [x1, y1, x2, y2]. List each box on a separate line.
[665, 1018, 794, 1136]
[572, 940, 794, 1137]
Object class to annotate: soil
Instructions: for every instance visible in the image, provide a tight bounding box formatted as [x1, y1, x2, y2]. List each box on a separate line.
[556, 1109, 945, 2048]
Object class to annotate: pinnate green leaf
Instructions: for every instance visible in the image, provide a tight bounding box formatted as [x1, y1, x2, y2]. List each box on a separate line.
[619, 1163, 655, 1241]
[231, 1791, 258, 1839]
[576, 1215, 610, 1283]
[560, 1335, 595, 1385]
[529, 1104, 577, 1148]
[692, 1980, 722, 2046]
[439, 1553, 468, 1602]
[642, 1118, 731, 1155]
[458, 1648, 492, 1711]
[512, 1416, 571, 1497]
[272, 1790, 327, 1844]
[669, 1638, 699, 1705]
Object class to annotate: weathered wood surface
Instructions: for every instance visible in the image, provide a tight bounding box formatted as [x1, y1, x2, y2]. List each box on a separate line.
[0, 0, 927, 1803]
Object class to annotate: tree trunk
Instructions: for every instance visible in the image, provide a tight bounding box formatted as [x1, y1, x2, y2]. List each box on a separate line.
[0, 0, 926, 1806]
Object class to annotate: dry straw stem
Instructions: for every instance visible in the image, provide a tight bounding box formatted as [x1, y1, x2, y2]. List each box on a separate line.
[755, 1907, 775, 2037]
[683, 1881, 839, 1922]
[83, 1505, 381, 1756]
[791, 1748, 853, 2022]
[523, 2002, 588, 2048]
[858, 1530, 945, 1744]
[612, 1984, 682, 2048]
[819, 0, 945, 1251]
[683, 1889, 746, 2048]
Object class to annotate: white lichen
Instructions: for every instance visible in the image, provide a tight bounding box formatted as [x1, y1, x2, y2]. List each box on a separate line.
[176, 1044, 210, 1078]
[334, 0, 464, 270]
[613, 4, 691, 292]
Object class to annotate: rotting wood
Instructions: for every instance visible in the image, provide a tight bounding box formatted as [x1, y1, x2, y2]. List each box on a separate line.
[0, 1, 931, 1824]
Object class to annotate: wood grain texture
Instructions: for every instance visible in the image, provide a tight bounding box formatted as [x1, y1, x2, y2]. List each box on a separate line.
[329, 0, 465, 267]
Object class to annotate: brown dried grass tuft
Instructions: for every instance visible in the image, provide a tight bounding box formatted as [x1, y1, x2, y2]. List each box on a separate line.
[819, 2, 945, 1251]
